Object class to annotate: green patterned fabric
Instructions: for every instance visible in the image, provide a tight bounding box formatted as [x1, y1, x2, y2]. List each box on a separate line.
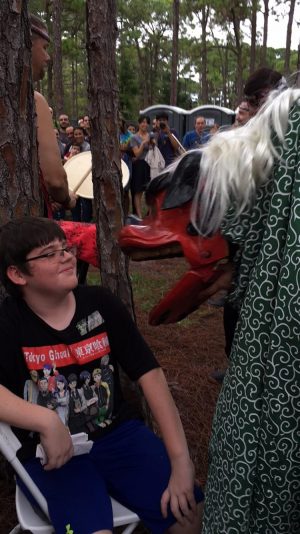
[203, 103, 300, 533]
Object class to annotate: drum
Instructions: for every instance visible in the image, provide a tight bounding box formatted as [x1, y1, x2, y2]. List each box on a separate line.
[64, 151, 130, 198]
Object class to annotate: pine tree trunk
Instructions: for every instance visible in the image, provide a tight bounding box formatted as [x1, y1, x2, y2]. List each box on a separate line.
[0, 3, 41, 228]
[250, 0, 257, 73]
[223, 47, 229, 106]
[170, 0, 179, 106]
[231, 8, 243, 102]
[200, 6, 209, 103]
[86, 0, 134, 316]
[86, 0, 152, 422]
[284, 0, 296, 75]
[0, 0, 42, 490]
[135, 39, 149, 108]
[45, 1, 54, 108]
[52, 0, 64, 115]
[260, 0, 269, 66]
[71, 59, 76, 120]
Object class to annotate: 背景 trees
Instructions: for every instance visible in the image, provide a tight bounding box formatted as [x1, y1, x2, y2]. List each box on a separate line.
[29, 0, 299, 117]
[0, 3, 41, 229]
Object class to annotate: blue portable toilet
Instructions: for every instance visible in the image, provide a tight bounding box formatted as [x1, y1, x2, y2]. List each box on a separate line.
[186, 105, 235, 134]
[139, 104, 187, 141]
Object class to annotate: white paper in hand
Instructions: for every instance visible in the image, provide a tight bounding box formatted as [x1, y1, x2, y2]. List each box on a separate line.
[36, 432, 93, 465]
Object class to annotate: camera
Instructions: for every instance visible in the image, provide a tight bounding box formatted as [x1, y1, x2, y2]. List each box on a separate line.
[159, 121, 166, 130]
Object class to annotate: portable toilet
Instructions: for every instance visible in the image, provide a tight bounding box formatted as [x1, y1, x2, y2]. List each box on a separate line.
[186, 105, 235, 134]
[139, 104, 187, 141]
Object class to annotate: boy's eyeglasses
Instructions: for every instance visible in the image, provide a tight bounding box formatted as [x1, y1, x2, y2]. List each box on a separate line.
[24, 245, 77, 263]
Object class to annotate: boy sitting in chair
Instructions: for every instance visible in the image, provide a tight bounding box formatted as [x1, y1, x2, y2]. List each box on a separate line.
[0, 217, 203, 534]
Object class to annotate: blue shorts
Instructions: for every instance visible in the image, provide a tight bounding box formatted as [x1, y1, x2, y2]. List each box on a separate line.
[21, 419, 203, 534]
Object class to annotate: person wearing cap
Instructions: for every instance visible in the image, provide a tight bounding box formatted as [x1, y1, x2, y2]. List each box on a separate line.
[30, 14, 76, 217]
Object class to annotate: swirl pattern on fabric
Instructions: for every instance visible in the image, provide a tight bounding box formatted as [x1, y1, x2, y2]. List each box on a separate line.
[203, 104, 300, 533]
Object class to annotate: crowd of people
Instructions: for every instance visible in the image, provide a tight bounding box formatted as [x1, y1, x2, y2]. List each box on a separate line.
[51, 114, 92, 223]
[1, 9, 300, 534]
[52, 108, 219, 221]
[52, 85, 238, 223]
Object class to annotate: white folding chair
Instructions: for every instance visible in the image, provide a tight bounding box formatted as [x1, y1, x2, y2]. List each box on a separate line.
[0, 422, 140, 534]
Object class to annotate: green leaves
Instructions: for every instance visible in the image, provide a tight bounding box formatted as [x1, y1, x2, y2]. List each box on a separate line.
[30, 0, 298, 119]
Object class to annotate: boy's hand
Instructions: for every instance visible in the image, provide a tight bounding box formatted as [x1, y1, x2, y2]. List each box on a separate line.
[161, 456, 197, 525]
[39, 414, 73, 470]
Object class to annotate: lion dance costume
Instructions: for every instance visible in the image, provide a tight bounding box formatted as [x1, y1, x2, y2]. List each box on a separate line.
[61, 84, 300, 533]
[194, 87, 300, 533]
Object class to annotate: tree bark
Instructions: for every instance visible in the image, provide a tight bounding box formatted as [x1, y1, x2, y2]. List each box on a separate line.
[250, 0, 257, 73]
[134, 38, 149, 108]
[0, 2, 41, 229]
[230, 7, 243, 102]
[52, 0, 64, 115]
[86, 0, 152, 422]
[86, 0, 134, 316]
[284, 0, 296, 75]
[223, 46, 229, 106]
[260, 0, 269, 66]
[44, 1, 53, 108]
[200, 6, 209, 103]
[170, 0, 179, 106]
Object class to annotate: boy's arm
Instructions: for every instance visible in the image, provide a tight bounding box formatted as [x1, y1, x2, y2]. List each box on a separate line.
[0, 385, 73, 470]
[137, 367, 197, 525]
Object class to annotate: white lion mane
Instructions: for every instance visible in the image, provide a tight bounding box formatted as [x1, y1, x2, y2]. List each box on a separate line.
[189, 87, 300, 235]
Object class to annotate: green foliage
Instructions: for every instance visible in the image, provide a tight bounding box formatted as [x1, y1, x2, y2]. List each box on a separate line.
[29, 0, 298, 119]
[117, 45, 140, 120]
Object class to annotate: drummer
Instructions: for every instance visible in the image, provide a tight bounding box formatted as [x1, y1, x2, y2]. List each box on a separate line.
[30, 14, 76, 217]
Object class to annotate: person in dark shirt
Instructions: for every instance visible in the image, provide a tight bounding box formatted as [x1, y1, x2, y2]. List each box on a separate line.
[58, 113, 70, 145]
[0, 216, 203, 534]
[156, 112, 180, 166]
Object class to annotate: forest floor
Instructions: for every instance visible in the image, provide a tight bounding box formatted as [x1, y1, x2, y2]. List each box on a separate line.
[0, 257, 227, 533]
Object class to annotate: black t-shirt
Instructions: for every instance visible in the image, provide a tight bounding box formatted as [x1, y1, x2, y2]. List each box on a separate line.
[0, 285, 159, 460]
